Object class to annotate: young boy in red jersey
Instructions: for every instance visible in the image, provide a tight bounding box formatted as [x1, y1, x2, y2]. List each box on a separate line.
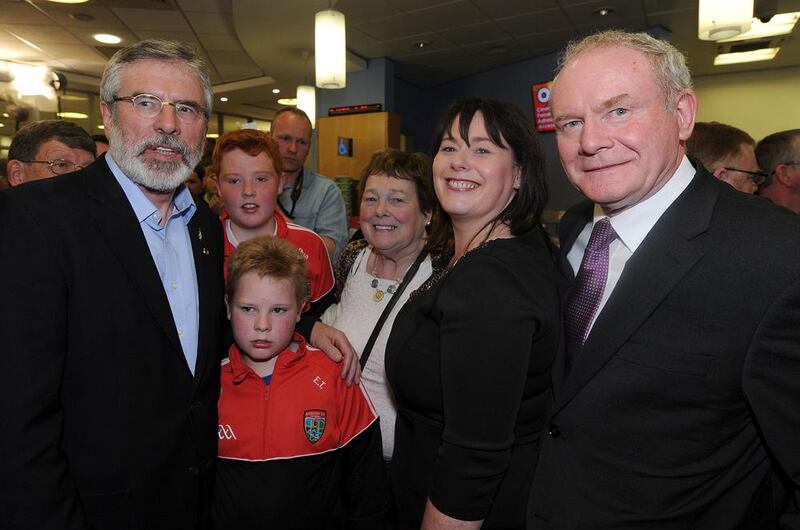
[211, 236, 388, 529]
[213, 129, 334, 318]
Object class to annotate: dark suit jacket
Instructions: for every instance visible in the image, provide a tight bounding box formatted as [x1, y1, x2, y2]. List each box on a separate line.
[529, 163, 800, 529]
[0, 158, 225, 530]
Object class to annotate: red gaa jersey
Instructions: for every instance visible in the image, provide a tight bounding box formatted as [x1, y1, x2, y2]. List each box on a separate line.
[212, 333, 388, 528]
[221, 212, 334, 304]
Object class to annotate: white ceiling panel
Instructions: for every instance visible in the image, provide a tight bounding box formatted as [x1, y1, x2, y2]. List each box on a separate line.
[184, 11, 236, 35]
[110, 7, 192, 32]
[175, 0, 232, 14]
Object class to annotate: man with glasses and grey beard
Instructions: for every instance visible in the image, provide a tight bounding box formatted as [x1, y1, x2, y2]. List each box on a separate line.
[6, 119, 96, 186]
[0, 40, 225, 529]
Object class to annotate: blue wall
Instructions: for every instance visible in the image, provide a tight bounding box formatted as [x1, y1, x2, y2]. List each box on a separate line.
[317, 58, 395, 115]
[319, 53, 586, 210]
[396, 53, 584, 210]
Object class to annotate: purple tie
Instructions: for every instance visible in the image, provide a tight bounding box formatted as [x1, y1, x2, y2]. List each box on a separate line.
[565, 218, 616, 368]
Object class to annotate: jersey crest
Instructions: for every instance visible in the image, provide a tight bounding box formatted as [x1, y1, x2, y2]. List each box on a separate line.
[303, 409, 326, 444]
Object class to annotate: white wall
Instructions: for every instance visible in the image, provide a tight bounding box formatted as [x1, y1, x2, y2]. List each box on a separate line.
[693, 65, 800, 142]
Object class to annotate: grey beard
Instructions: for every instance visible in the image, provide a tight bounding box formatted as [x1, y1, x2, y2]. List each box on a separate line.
[108, 128, 202, 193]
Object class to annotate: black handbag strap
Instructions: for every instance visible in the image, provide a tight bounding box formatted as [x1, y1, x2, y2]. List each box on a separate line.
[359, 247, 429, 369]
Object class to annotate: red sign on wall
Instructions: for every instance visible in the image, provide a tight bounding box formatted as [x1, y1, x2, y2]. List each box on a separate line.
[532, 82, 555, 133]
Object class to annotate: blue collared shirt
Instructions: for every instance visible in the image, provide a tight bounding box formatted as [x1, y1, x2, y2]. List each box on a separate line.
[107, 154, 200, 376]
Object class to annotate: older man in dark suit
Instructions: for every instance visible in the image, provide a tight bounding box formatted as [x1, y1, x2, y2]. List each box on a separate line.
[528, 30, 800, 529]
[0, 40, 224, 529]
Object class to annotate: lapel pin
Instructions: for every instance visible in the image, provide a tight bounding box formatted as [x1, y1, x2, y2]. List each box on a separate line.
[202, 248, 210, 255]
[197, 228, 203, 241]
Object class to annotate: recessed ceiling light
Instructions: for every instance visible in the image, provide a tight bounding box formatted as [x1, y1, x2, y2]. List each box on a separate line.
[219, 96, 229, 102]
[93, 34, 121, 44]
[48, 0, 90, 4]
[97, 124, 104, 129]
[593, 6, 616, 16]
[272, 88, 280, 94]
[0, 123, 4, 128]
[719, 12, 800, 42]
[206, 133, 219, 138]
[413, 40, 432, 49]
[57, 112, 88, 119]
[277, 98, 297, 106]
[714, 47, 779, 65]
[2, 113, 9, 118]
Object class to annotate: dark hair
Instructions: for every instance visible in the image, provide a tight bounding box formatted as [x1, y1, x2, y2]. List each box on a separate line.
[428, 98, 547, 250]
[9, 120, 96, 161]
[686, 121, 755, 172]
[755, 129, 800, 187]
[226, 236, 309, 308]
[272, 107, 313, 134]
[358, 148, 435, 215]
[91, 134, 109, 145]
[213, 129, 283, 176]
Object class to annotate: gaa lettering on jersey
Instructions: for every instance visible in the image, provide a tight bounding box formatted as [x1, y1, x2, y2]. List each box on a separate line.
[304, 410, 326, 444]
[313, 375, 326, 390]
[296, 246, 309, 260]
[218, 424, 238, 440]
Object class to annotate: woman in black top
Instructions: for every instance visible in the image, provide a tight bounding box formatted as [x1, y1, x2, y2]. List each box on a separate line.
[385, 98, 560, 529]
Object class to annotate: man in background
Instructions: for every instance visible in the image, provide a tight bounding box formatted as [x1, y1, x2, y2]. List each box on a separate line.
[92, 133, 110, 156]
[686, 120, 764, 194]
[6, 119, 96, 186]
[271, 107, 348, 259]
[756, 129, 800, 214]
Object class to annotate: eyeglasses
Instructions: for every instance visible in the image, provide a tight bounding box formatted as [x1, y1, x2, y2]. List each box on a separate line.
[723, 167, 769, 187]
[112, 93, 207, 123]
[19, 159, 86, 175]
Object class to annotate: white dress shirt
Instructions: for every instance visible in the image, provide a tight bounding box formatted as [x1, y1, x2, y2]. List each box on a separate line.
[566, 156, 696, 333]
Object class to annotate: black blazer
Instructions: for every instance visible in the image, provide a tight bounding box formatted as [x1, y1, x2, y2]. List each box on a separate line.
[0, 158, 225, 530]
[529, 163, 800, 529]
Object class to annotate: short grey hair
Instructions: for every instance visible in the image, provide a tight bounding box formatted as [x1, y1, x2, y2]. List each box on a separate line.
[755, 129, 800, 185]
[555, 30, 693, 110]
[100, 39, 212, 118]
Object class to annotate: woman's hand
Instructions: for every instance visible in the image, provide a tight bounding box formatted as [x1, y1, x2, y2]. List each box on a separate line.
[310, 321, 361, 385]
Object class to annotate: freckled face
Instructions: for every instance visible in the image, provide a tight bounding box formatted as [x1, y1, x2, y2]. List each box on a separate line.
[227, 272, 300, 375]
[217, 148, 285, 240]
[551, 45, 696, 214]
[432, 111, 520, 231]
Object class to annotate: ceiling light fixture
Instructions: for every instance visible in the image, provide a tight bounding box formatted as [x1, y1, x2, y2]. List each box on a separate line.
[97, 124, 104, 129]
[296, 85, 316, 128]
[272, 88, 280, 94]
[277, 98, 297, 106]
[57, 112, 88, 119]
[698, 0, 753, 40]
[593, 6, 616, 17]
[93, 33, 121, 44]
[413, 40, 432, 49]
[315, 9, 346, 88]
[719, 11, 800, 42]
[714, 47, 779, 65]
[219, 96, 228, 102]
[47, 0, 89, 4]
